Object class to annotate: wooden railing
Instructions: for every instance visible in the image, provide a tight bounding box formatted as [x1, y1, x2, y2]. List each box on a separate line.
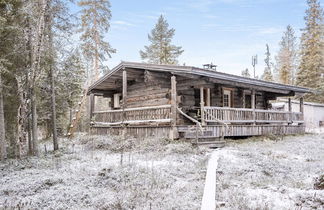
[92, 105, 172, 126]
[204, 106, 303, 124]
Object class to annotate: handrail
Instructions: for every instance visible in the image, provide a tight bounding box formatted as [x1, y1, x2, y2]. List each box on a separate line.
[93, 104, 171, 114]
[204, 106, 302, 114]
[176, 107, 203, 131]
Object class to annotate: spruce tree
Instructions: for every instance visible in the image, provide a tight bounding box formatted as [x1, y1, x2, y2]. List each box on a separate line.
[79, 0, 115, 81]
[140, 15, 184, 64]
[262, 44, 274, 82]
[275, 25, 298, 85]
[297, 0, 324, 102]
[241, 68, 251, 78]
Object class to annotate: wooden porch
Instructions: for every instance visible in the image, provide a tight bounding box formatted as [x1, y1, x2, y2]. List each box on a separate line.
[90, 104, 305, 138]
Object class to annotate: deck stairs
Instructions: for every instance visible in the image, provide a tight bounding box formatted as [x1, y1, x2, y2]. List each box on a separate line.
[178, 126, 226, 148]
[67, 89, 87, 138]
[177, 107, 226, 148]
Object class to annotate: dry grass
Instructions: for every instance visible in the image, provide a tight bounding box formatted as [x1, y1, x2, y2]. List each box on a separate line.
[0, 134, 209, 209]
[216, 133, 324, 209]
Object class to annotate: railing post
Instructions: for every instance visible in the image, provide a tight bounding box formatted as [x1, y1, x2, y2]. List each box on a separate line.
[200, 86, 205, 126]
[170, 75, 178, 139]
[251, 89, 256, 125]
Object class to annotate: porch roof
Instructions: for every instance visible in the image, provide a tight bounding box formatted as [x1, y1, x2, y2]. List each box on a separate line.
[87, 61, 311, 95]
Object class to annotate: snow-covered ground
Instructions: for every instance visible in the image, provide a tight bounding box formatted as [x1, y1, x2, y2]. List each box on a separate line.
[1, 133, 323, 209]
[216, 133, 324, 209]
[0, 134, 209, 209]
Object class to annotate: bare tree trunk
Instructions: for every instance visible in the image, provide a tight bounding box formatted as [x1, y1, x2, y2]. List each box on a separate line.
[50, 65, 58, 151]
[94, 18, 99, 81]
[16, 77, 28, 158]
[31, 87, 38, 156]
[0, 74, 7, 160]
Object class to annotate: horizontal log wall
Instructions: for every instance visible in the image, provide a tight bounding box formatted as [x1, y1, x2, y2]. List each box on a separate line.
[126, 70, 171, 108]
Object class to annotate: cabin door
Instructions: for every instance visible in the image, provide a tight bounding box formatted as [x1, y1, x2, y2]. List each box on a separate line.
[223, 90, 232, 107]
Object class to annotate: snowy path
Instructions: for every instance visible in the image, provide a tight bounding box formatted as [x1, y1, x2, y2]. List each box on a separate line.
[201, 150, 221, 210]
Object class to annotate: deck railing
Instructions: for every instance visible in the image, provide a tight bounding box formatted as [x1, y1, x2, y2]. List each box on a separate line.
[92, 105, 172, 126]
[204, 106, 303, 124]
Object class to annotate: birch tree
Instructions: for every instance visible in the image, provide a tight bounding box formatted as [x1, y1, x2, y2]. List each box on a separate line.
[140, 15, 184, 64]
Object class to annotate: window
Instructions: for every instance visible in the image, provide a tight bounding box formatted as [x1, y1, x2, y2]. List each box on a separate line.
[223, 89, 232, 107]
[244, 94, 252, 108]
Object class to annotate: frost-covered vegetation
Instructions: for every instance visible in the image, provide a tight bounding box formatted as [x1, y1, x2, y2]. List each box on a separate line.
[0, 134, 208, 209]
[216, 134, 324, 209]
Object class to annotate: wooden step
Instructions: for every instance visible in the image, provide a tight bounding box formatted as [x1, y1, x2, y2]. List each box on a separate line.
[193, 140, 226, 148]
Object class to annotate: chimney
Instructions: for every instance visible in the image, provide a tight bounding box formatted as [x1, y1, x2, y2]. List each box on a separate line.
[203, 62, 217, 71]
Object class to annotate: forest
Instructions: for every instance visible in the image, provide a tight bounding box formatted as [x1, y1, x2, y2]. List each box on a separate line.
[0, 0, 323, 160]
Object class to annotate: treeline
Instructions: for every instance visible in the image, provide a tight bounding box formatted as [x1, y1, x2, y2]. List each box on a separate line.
[0, 0, 117, 159]
[244, 0, 324, 103]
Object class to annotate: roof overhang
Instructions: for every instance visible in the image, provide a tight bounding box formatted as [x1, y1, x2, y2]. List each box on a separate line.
[87, 61, 311, 96]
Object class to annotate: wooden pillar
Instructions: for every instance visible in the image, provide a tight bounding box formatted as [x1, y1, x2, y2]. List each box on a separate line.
[200, 86, 205, 126]
[288, 97, 292, 124]
[251, 90, 256, 125]
[288, 98, 292, 112]
[89, 93, 95, 121]
[170, 75, 177, 139]
[122, 69, 127, 138]
[206, 88, 211, 106]
[122, 70, 127, 109]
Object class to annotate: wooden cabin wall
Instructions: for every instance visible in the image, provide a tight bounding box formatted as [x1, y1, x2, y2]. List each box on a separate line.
[126, 71, 171, 108]
[256, 92, 265, 109]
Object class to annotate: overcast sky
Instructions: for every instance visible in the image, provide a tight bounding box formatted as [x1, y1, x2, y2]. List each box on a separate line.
[73, 0, 322, 76]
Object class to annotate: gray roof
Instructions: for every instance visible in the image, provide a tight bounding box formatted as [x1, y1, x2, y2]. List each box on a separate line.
[88, 61, 311, 95]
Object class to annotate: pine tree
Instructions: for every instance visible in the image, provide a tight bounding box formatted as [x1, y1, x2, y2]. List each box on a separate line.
[140, 15, 184, 64]
[241, 68, 251, 78]
[297, 0, 324, 102]
[275, 25, 298, 85]
[262, 44, 274, 82]
[78, 0, 115, 81]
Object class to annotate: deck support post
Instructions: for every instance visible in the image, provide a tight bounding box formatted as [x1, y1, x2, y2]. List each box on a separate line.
[200, 86, 205, 126]
[170, 75, 178, 140]
[89, 93, 95, 121]
[122, 69, 127, 138]
[206, 88, 211, 106]
[300, 97, 304, 123]
[251, 89, 256, 125]
[288, 98, 292, 124]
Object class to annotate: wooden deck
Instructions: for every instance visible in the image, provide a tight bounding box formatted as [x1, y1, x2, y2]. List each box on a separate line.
[178, 124, 305, 139]
[91, 105, 305, 139]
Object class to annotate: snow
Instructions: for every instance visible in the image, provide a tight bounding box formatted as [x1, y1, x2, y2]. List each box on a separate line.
[0, 135, 209, 209]
[216, 133, 324, 209]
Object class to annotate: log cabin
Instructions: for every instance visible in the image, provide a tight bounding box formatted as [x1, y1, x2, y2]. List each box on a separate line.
[87, 62, 310, 143]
